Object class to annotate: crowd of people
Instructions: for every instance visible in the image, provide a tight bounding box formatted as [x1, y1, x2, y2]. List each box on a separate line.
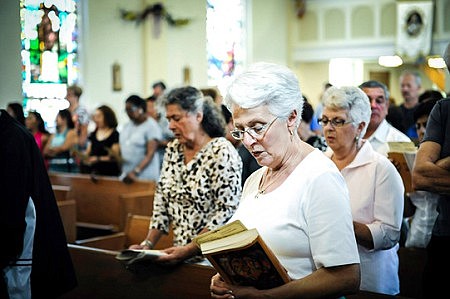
[2, 42, 449, 298]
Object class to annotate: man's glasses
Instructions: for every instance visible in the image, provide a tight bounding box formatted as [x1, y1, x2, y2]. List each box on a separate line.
[230, 117, 278, 140]
[318, 117, 353, 128]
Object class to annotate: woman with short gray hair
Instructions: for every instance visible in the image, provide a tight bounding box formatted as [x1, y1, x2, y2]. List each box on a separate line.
[321, 86, 404, 295]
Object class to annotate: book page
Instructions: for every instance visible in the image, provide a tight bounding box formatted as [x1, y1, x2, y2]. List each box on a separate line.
[200, 229, 259, 255]
[194, 220, 247, 246]
[387, 141, 417, 153]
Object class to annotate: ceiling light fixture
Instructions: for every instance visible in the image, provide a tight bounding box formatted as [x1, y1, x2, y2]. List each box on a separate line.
[378, 55, 403, 67]
[427, 57, 446, 69]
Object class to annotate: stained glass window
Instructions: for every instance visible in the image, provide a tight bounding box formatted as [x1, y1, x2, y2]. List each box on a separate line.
[20, 0, 79, 131]
[206, 0, 246, 91]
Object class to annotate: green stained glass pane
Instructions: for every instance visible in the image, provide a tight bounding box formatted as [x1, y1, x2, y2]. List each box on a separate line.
[59, 51, 68, 82]
[30, 39, 39, 50]
[30, 50, 40, 65]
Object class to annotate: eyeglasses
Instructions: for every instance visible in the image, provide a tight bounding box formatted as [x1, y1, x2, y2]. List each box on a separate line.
[230, 117, 278, 140]
[318, 117, 353, 128]
[415, 121, 427, 130]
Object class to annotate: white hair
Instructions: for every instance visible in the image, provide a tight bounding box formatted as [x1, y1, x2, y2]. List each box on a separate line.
[224, 62, 304, 127]
[322, 86, 371, 139]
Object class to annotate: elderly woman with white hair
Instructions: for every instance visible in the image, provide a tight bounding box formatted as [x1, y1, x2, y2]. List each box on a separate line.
[321, 86, 404, 295]
[210, 62, 360, 299]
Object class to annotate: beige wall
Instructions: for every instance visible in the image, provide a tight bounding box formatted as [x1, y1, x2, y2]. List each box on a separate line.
[0, 0, 22, 107]
[1, 0, 449, 117]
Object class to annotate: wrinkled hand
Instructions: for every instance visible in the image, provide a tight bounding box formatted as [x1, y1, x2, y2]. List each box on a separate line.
[154, 245, 193, 266]
[210, 274, 258, 299]
[210, 274, 235, 299]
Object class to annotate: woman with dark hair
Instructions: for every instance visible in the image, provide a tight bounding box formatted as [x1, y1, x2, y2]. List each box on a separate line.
[7, 102, 25, 125]
[43, 109, 78, 173]
[25, 111, 50, 169]
[80, 105, 121, 176]
[25, 111, 50, 153]
[129, 86, 242, 265]
[119, 95, 162, 182]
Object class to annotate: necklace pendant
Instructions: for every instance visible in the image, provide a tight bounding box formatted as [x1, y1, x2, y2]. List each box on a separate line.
[255, 189, 264, 199]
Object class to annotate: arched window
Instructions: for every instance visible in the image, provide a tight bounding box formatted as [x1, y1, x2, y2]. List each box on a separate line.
[206, 0, 246, 93]
[20, 0, 79, 130]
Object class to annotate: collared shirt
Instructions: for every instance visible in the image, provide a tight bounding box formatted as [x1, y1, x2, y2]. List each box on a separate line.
[367, 119, 411, 156]
[326, 141, 404, 295]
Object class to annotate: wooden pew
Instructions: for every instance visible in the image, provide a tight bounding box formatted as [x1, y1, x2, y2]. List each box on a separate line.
[75, 214, 173, 251]
[56, 199, 77, 243]
[52, 184, 71, 201]
[61, 244, 414, 299]
[60, 244, 216, 299]
[52, 184, 77, 243]
[48, 172, 156, 233]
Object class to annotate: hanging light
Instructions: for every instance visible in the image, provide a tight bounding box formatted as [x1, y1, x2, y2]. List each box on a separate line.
[427, 57, 446, 69]
[378, 55, 403, 67]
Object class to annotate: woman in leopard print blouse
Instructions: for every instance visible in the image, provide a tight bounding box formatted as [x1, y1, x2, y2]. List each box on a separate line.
[130, 86, 242, 264]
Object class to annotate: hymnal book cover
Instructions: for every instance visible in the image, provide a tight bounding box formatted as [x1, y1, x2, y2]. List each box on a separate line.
[195, 220, 290, 289]
[387, 142, 417, 193]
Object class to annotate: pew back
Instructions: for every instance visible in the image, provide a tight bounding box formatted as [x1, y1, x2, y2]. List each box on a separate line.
[48, 172, 156, 232]
[75, 214, 174, 250]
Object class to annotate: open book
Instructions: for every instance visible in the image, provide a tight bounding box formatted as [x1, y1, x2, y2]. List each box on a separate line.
[115, 249, 167, 265]
[195, 220, 290, 289]
[387, 141, 417, 193]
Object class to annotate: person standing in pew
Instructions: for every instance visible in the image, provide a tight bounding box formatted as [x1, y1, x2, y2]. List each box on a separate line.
[130, 86, 242, 264]
[120, 95, 162, 183]
[210, 63, 360, 299]
[79, 105, 121, 176]
[0, 109, 77, 298]
[321, 86, 404, 295]
[412, 42, 450, 298]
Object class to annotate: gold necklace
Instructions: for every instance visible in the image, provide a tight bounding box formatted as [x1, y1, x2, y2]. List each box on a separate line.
[255, 169, 283, 199]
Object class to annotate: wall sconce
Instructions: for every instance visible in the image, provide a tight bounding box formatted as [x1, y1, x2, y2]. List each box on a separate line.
[378, 55, 403, 67]
[112, 62, 122, 91]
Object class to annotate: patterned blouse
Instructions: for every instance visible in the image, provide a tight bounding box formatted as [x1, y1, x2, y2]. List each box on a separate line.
[150, 137, 242, 246]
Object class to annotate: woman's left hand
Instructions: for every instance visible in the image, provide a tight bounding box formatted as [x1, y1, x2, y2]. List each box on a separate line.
[210, 274, 235, 299]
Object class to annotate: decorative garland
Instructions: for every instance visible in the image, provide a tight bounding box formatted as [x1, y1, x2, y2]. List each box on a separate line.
[120, 2, 190, 37]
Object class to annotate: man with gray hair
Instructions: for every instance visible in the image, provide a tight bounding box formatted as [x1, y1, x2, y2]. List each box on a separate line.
[399, 70, 422, 139]
[359, 80, 411, 157]
[413, 42, 450, 297]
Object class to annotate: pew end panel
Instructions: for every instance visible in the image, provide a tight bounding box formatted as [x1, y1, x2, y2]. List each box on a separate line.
[56, 199, 77, 243]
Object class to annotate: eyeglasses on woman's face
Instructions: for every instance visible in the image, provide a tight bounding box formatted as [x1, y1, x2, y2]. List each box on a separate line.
[230, 116, 278, 141]
[318, 117, 353, 128]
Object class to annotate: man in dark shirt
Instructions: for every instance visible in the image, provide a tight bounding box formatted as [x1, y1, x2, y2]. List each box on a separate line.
[412, 42, 450, 297]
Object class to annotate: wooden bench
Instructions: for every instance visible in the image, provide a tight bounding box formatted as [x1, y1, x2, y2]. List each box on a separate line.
[48, 172, 156, 233]
[60, 244, 216, 299]
[57, 200, 77, 243]
[60, 244, 413, 299]
[51, 184, 77, 243]
[76, 214, 174, 250]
